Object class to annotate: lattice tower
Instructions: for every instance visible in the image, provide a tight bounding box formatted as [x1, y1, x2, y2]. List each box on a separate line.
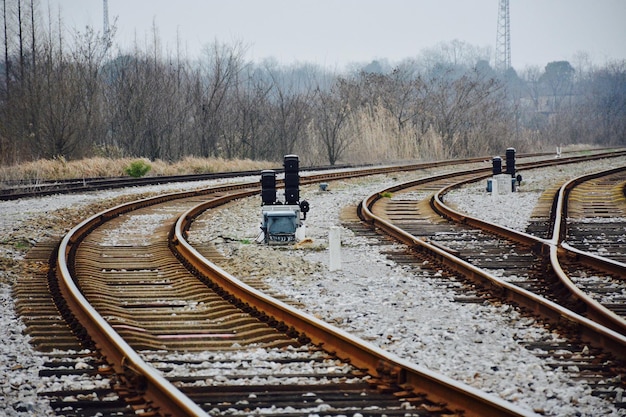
[495, 0, 511, 72]
[103, 0, 110, 42]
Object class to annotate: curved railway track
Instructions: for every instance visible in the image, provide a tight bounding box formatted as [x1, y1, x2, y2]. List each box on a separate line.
[427, 164, 626, 344]
[357, 156, 626, 414]
[46, 159, 534, 416]
[555, 167, 626, 325]
[15, 149, 626, 416]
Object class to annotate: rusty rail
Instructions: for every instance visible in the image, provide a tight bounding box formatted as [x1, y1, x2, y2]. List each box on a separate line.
[51, 150, 625, 416]
[424, 166, 626, 356]
[51, 159, 489, 416]
[171, 195, 538, 417]
[548, 166, 626, 332]
[56, 202, 210, 416]
[429, 164, 626, 336]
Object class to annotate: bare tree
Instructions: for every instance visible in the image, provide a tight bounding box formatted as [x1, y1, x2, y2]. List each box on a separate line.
[520, 66, 542, 113]
[580, 61, 626, 145]
[264, 63, 315, 159]
[106, 54, 152, 157]
[541, 61, 575, 112]
[69, 26, 110, 157]
[1, 0, 12, 163]
[220, 66, 272, 160]
[359, 64, 419, 133]
[37, 12, 87, 158]
[418, 40, 491, 71]
[2, 2, 624, 171]
[192, 41, 244, 158]
[2, 0, 9, 95]
[313, 78, 352, 165]
[422, 67, 503, 158]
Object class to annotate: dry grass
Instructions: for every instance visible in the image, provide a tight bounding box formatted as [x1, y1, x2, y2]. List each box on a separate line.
[343, 105, 435, 163]
[0, 140, 603, 183]
[0, 156, 275, 182]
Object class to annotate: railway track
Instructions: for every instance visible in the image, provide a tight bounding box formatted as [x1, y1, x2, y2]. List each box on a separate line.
[0, 164, 350, 201]
[428, 167, 626, 339]
[0, 157, 510, 201]
[357, 157, 626, 413]
[13, 149, 625, 416]
[554, 167, 626, 325]
[70, 194, 438, 415]
[31, 159, 528, 416]
[560, 167, 626, 266]
[1, 150, 597, 201]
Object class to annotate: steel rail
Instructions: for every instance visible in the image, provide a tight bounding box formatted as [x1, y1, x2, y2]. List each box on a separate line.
[369, 152, 626, 250]
[1, 157, 481, 200]
[56, 202, 211, 416]
[51, 151, 624, 415]
[171, 195, 538, 417]
[362, 186, 626, 362]
[552, 165, 626, 271]
[54, 181, 269, 416]
[50, 164, 488, 416]
[424, 166, 626, 356]
[547, 166, 626, 331]
[430, 164, 626, 337]
[560, 242, 626, 278]
[2, 150, 615, 201]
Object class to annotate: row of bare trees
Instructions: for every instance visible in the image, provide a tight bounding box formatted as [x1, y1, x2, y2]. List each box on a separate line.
[1, 0, 624, 167]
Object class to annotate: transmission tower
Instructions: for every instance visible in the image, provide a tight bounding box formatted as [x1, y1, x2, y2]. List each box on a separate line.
[103, 0, 111, 45]
[495, 0, 511, 72]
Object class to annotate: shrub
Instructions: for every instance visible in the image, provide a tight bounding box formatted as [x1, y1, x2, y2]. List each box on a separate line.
[124, 159, 152, 178]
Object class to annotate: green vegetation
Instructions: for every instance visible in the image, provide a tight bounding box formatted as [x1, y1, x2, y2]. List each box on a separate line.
[124, 160, 152, 178]
[13, 239, 31, 250]
[380, 192, 393, 198]
[0, 237, 31, 251]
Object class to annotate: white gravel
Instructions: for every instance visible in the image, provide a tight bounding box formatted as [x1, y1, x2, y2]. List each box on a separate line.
[1, 158, 625, 416]
[0, 178, 253, 416]
[191, 158, 626, 417]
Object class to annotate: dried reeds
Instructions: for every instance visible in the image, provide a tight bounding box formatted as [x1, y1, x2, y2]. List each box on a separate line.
[0, 156, 274, 183]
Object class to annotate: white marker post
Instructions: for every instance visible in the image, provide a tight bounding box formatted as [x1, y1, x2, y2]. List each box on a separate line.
[491, 175, 499, 200]
[295, 223, 306, 241]
[329, 227, 341, 271]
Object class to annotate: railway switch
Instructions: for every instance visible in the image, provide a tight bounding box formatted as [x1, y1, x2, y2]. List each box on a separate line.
[263, 209, 298, 243]
[488, 148, 518, 193]
[259, 155, 309, 244]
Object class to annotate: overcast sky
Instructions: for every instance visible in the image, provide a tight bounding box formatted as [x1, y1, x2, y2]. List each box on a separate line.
[46, 0, 626, 71]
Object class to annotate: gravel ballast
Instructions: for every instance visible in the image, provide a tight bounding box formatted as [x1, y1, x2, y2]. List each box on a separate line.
[1, 158, 625, 416]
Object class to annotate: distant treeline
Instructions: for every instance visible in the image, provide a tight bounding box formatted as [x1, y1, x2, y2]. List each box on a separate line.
[1, 1, 624, 167]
